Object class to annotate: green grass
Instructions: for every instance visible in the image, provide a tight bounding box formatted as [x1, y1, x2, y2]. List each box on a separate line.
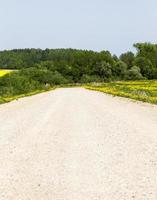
[85, 80, 157, 104]
[0, 87, 55, 104]
[0, 69, 14, 77]
[1, 80, 157, 105]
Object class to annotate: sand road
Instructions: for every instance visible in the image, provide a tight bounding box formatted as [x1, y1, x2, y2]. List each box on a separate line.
[0, 88, 157, 200]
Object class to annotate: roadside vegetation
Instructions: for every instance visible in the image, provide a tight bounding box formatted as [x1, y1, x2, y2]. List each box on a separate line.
[0, 42, 157, 104]
[85, 80, 157, 104]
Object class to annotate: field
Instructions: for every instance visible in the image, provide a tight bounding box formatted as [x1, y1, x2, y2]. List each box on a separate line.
[0, 69, 14, 77]
[85, 80, 157, 104]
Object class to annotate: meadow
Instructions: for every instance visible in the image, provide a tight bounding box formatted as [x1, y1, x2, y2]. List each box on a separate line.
[85, 80, 157, 104]
[0, 69, 13, 77]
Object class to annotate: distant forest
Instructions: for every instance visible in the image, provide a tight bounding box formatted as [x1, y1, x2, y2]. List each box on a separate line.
[0, 42, 157, 98]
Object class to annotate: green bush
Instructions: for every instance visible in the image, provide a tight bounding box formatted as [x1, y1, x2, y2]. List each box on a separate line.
[127, 66, 144, 80]
[80, 75, 101, 83]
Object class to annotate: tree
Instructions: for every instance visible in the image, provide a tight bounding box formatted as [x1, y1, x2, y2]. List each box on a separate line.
[112, 61, 128, 79]
[127, 66, 144, 80]
[120, 51, 135, 68]
[134, 43, 157, 67]
[95, 61, 112, 81]
[133, 57, 155, 79]
[80, 75, 101, 83]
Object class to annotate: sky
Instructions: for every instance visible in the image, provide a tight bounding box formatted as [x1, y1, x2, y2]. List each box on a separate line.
[0, 0, 157, 55]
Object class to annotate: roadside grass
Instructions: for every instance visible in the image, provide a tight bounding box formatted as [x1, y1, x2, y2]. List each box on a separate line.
[0, 69, 14, 77]
[1, 80, 157, 105]
[85, 80, 157, 105]
[0, 88, 55, 104]
[0, 83, 82, 104]
[0, 82, 81, 105]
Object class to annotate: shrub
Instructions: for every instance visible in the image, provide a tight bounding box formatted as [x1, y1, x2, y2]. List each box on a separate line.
[127, 66, 144, 80]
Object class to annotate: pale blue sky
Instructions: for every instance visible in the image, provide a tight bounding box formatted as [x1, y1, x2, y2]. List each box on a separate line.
[0, 0, 157, 55]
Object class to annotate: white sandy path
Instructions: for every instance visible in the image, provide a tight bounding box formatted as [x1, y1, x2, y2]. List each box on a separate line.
[0, 88, 157, 200]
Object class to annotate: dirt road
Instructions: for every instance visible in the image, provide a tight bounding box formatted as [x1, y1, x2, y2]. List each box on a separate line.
[0, 88, 157, 200]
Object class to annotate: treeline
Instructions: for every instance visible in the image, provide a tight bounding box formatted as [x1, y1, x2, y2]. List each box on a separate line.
[0, 42, 157, 98]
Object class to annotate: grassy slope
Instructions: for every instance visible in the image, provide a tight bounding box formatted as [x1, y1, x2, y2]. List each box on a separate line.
[85, 80, 157, 105]
[1, 80, 157, 105]
[0, 88, 56, 104]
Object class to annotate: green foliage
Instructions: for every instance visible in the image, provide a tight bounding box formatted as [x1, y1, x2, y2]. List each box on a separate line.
[80, 75, 101, 83]
[133, 57, 156, 79]
[134, 43, 157, 67]
[0, 72, 40, 97]
[95, 61, 112, 81]
[112, 61, 128, 79]
[120, 51, 135, 68]
[0, 67, 69, 99]
[127, 66, 144, 80]
[1, 43, 157, 101]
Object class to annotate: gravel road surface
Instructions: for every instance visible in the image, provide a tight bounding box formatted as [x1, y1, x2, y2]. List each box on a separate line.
[0, 88, 157, 200]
